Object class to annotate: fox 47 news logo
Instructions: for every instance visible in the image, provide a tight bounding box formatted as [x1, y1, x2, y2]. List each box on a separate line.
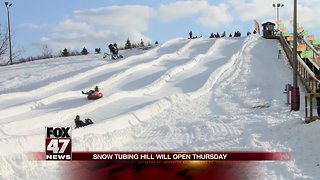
[45, 127, 72, 160]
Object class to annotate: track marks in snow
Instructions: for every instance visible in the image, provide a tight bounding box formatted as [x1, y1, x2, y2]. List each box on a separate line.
[119, 97, 243, 151]
[117, 35, 291, 153]
[0, 38, 223, 135]
[0, 39, 189, 108]
[0, 39, 192, 121]
[1, 36, 256, 151]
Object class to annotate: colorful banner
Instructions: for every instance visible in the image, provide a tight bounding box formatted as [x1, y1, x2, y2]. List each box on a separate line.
[297, 44, 306, 52]
[287, 36, 294, 41]
[306, 35, 314, 41]
[282, 32, 290, 37]
[278, 24, 285, 28]
[29, 152, 291, 161]
[280, 27, 286, 32]
[315, 56, 320, 64]
[290, 41, 294, 47]
[297, 27, 304, 33]
[29, 151, 289, 180]
[300, 50, 313, 59]
[276, 20, 283, 24]
[302, 31, 308, 36]
[253, 19, 260, 34]
[312, 39, 320, 45]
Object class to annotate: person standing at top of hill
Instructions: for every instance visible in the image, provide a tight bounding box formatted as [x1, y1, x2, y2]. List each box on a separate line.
[113, 43, 118, 55]
[108, 44, 117, 55]
[189, 31, 193, 39]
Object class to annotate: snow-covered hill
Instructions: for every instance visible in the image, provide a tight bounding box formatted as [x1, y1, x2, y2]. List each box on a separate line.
[0, 35, 320, 179]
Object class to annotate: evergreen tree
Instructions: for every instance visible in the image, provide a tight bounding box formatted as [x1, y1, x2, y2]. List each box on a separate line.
[81, 47, 88, 55]
[95, 48, 101, 54]
[140, 39, 145, 47]
[125, 38, 132, 49]
[61, 48, 69, 57]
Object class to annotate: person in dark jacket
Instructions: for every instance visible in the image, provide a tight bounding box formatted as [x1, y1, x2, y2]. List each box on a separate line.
[113, 43, 118, 55]
[189, 31, 193, 39]
[75, 115, 94, 128]
[221, 31, 226, 37]
[75, 115, 85, 128]
[108, 44, 117, 55]
[94, 86, 99, 92]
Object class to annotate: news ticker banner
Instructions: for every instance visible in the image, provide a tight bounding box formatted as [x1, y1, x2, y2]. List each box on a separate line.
[41, 127, 290, 162]
[30, 151, 291, 161]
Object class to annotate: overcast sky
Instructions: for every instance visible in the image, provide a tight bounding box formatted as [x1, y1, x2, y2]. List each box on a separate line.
[0, 0, 319, 58]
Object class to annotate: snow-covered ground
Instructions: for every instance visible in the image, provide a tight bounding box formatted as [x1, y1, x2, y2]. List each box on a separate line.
[0, 35, 320, 179]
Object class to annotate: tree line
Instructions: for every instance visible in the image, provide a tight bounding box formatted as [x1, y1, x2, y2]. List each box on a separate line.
[2, 37, 157, 65]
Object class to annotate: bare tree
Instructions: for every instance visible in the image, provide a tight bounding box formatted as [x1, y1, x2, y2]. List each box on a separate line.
[12, 45, 25, 63]
[0, 25, 24, 64]
[41, 44, 53, 58]
[0, 25, 9, 62]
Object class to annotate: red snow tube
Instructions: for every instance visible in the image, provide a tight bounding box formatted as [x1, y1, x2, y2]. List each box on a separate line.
[87, 92, 103, 100]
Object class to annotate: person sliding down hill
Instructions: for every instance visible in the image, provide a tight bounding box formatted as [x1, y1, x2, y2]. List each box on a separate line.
[74, 115, 94, 128]
[107, 43, 123, 59]
[82, 86, 99, 95]
[82, 86, 103, 100]
[75, 115, 85, 128]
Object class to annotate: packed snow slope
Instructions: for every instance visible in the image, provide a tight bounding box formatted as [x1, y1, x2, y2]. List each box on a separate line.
[0, 34, 320, 179]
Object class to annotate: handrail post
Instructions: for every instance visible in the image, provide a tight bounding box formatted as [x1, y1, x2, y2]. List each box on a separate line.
[310, 94, 313, 117]
[305, 95, 308, 119]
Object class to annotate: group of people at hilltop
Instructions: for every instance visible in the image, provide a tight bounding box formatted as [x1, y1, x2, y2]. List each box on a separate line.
[188, 31, 203, 39]
[210, 32, 226, 38]
[105, 42, 124, 59]
[189, 30, 258, 39]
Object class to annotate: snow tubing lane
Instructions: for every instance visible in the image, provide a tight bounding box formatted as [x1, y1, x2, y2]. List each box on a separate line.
[87, 92, 103, 100]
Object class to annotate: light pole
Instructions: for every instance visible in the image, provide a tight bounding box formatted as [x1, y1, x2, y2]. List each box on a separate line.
[292, 0, 299, 111]
[272, 3, 284, 32]
[5, 2, 12, 65]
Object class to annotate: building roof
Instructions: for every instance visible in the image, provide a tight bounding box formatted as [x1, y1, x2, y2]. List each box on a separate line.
[262, 22, 276, 26]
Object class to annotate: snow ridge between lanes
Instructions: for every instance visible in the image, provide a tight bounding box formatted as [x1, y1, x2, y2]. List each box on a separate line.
[74, 37, 254, 137]
[0, 38, 212, 134]
[0, 38, 193, 119]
